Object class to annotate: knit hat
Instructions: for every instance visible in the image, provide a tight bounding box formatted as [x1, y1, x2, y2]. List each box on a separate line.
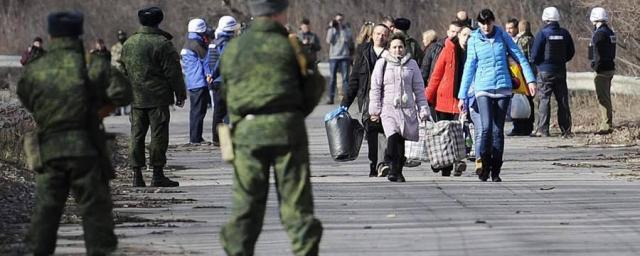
[248, 0, 289, 16]
[188, 18, 207, 33]
[590, 7, 608, 22]
[542, 7, 560, 22]
[138, 7, 164, 27]
[393, 18, 411, 31]
[47, 11, 84, 37]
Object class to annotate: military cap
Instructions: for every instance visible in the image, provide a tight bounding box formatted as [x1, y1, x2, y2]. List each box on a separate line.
[393, 18, 411, 31]
[47, 11, 84, 37]
[248, 0, 289, 16]
[138, 7, 164, 27]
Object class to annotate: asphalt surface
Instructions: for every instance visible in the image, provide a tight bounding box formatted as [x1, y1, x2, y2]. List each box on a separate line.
[49, 103, 640, 256]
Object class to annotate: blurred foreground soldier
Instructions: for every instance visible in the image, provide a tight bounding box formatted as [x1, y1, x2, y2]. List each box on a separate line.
[20, 36, 46, 65]
[121, 7, 186, 187]
[18, 11, 118, 255]
[589, 7, 616, 135]
[219, 0, 324, 254]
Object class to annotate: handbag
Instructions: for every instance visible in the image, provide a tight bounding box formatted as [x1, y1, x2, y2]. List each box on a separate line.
[404, 121, 429, 162]
[424, 116, 466, 169]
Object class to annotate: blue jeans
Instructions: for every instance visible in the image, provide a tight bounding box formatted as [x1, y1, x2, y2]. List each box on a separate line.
[188, 87, 210, 143]
[328, 58, 350, 101]
[476, 96, 511, 166]
[469, 104, 482, 160]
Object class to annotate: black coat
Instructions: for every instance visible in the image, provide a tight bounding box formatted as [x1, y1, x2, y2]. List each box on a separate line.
[340, 42, 381, 119]
[421, 38, 445, 85]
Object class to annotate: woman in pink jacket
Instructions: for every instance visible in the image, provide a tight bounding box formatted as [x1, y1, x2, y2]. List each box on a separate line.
[369, 33, 430, 182]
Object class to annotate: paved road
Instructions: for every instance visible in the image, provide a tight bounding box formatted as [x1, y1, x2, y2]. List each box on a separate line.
[53, 104, 640, 255]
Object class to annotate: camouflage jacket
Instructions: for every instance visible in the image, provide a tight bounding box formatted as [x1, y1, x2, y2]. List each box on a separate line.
[88, 48, 132, 109]
[17, 37, 101, 162]
[221, 18, 325, 146]
[121, 26, 186, 108]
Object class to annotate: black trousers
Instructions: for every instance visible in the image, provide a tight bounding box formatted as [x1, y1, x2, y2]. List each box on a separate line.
[511, 95, 535, 135]
[189, 87, 211, 143]
[363, 119, 389, 167]
[211, 85, 228, 142]
[536, 71, 572, 135]
[387, 133, 405, 173]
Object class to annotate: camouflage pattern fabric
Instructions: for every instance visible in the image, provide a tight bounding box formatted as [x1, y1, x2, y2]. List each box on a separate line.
[110, 42, 123, 70]
[120, 26, 186, 108]
[219, 17, 324, 255]
[17, 37, 117, 255]
[129, 106, 170, 168]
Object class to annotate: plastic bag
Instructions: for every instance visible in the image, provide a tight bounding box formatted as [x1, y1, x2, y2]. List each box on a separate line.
[325, 111, 364, 161]
[510, 93, 531, 119]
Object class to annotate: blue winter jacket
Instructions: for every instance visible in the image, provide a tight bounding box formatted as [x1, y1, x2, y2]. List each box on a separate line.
[530, 22, 575, 73]
[180, 32, 208, 90]
[457, 26, 536, 99]
[205, 34, 232, 85]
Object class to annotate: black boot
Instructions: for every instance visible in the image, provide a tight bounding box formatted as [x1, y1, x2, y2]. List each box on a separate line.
[491, 161, 503, 182]
[388, 161, 406, 182]
[151, 166, 179, 187]
[369, 163, 378, 177]
[132, 167, 146, 187]
[479, 157, 491, 182]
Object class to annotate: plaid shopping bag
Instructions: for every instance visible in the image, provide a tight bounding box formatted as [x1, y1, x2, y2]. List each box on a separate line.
[425, 120, 466, 169]
[405, 122, 429, 162]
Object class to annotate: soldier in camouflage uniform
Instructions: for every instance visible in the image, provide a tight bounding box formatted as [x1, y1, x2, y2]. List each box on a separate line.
[110, 30, 127, 70]
[219, 0, 324, 255]
[120, 7, 186, 187]
[17, 11, 118, 255]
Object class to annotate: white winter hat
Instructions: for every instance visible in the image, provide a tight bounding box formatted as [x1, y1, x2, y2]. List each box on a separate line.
[590, 7, 608, 22]
[188, 18, 207, 33]
[217, 16, 238, 33]
[542, 7, 561, 22]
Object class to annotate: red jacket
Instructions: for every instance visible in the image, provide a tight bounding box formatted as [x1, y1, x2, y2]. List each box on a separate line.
[425, 38, 460, 114]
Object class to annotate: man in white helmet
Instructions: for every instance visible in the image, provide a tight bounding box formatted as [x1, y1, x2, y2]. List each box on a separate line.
[589, 7, 617, 135]
[206, 15, 238, 146]
[181, 18, 211, 145]
[530, 6, 575, 138]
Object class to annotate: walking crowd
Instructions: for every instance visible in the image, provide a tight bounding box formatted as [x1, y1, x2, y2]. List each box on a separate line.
[16, 0, 617, 255]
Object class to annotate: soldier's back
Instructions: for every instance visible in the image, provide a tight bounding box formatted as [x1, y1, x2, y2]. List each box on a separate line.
[222, 18, 307, 146]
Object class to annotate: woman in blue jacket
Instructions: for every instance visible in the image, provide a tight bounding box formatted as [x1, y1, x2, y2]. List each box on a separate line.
[457, 9, 536, 182]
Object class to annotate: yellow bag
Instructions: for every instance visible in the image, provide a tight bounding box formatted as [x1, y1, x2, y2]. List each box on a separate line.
[23, 131, 43, 172]
[510, 63, 529, 96]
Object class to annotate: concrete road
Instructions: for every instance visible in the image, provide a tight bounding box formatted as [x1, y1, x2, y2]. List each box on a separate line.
[53, 104, 640, 256]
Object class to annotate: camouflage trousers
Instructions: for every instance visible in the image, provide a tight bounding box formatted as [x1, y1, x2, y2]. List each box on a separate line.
[27, 157, 117, 255]
[129, 106, 170, 168]
[220, 144, 323, 256]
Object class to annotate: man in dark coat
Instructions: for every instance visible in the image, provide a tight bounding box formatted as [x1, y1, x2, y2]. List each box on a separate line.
[341, 23, 390, 177]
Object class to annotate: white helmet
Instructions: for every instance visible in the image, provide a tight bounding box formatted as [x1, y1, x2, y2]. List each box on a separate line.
[542, 7, 561, 22]
[590, 7, 608, 22]
[188, 18, 207, 33]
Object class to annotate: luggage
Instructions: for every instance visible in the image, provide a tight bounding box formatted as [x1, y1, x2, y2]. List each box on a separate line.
[425, 119, 466, 169]
[510, 93, 531, 119]
[325, 111, 365, 161]
[404, 122, 429, 162]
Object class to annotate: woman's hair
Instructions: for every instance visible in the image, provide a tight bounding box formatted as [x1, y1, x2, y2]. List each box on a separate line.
[356, 21, 375, 45]
[389, 32, 406, 46]
[518, 19, 533, 36]
[422, 30, 437, 44]
[476, 9, 495, 24]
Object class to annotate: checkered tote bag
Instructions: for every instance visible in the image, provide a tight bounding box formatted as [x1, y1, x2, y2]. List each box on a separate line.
[425, 119, 466, 169]
[405, 122, 429, 162]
